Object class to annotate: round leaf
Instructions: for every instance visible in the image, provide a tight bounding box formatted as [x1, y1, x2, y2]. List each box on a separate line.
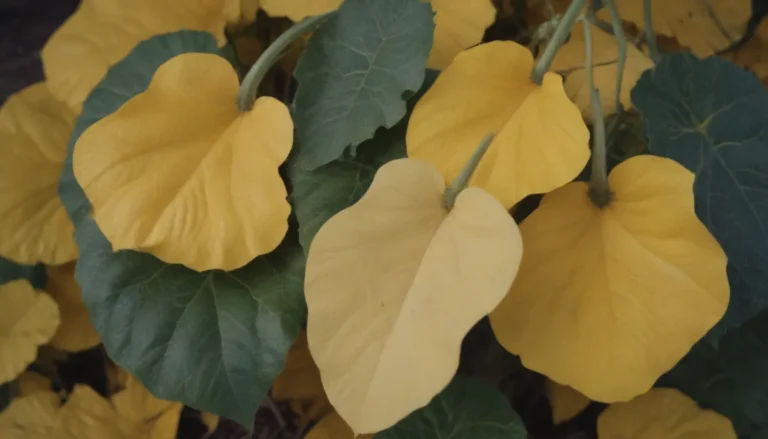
[41, 0, 248, 111]
[598, 388, 736, 439]
[73, 52, 293, 272]
[58, 31, 306, 428]
[0, 82, 77, 266]
[376, 376, 527, 439]
[0, 280, 60, 384]
[490, 155, 729, 403]
[406, 41, 590, 209]
[306, 158, 522, 433]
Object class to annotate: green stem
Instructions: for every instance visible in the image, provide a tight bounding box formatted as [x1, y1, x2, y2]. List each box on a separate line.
[578, 17, 610, 207]
[643, 0, 661, 62]
[444, 134, 495, 210]
[603, 0, 626, 114]
[531, 0, 588, 84]
[236, 12, 332, 111]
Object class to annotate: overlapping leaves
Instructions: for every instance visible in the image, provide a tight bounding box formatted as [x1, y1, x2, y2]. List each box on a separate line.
[58, 30, 306, 427]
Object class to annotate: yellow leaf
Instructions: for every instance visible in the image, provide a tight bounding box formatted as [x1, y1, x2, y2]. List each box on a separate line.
[306, 411, 373, 439]
[0, 391, 61, 439]
[725, 20, 768, 88]
[306, 158, 522, 433]
[260, 0, 495, 69]
[200, 412, 220, 433]
[550, 23, 654, 121]
[602, 0, 751, 57]
[0, 280, 60, 384]
[16, 371, 52, 397]
[406, 41, 590, 209]
[41, 0, 249, 112]
[490, 155, 729, 403]
[110, 373, 183, 439]
[597, 388, 737, 439]
[73, 53, 293, 271]
[58, 385, 128, 439]
[46, 263, 100, 353]
[547, 380, 590, 424]
[0, 82, 77, 266]
[273, 330, 333, 427]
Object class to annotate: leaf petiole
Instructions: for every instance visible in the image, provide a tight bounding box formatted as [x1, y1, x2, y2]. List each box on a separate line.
[643, 0, 661, 62]
[531, 0, 588, 84]
[237, 12, 333, 111]
[603, 0, 627, 115]
[444, 133, 495, 210]
[578, 16, 610, 207]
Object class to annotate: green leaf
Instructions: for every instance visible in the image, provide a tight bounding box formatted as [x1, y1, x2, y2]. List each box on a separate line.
[292, 0, 434, 170]
[657, 310, 768, 438]
[58, 31, 306, 428]
[0, 257, 45, 289]
[631, 53, 768, 340]
[375, 375, 527, 439]
[289, 70, 438, 252]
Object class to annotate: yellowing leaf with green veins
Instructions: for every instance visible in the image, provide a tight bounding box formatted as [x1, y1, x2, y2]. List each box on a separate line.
[547, 380, 590, 424]
[273, 330, 333, 428]
[0, 83, 77, 266]
[45, 264, 100, 353]
[598, 388, 737, 439]
[306, 412, 373, 439]
[407, 41, 590, 209]
[110, 373, 183, 439]
[306, 158, 522, 434]
[0, 391, 61, 439]
[0, 280, 60, 384]
[550, 23, 653, 121]
[16, 372, 52, 397]
[41, 0, 250, 112]
[260, 0, 495, 69]
[601, 0, 750, 57]
[73, 53, 292, 272]
[490, 155, 729, 403]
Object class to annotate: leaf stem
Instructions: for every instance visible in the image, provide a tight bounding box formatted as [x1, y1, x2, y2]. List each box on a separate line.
[579, 17, 610, 207]
[236, 12, 332, 111]
[643, 0, 661, 62]
[444, 134, 495, 210]
[603, 0, 626, 114]
[531, 0, 588, 84]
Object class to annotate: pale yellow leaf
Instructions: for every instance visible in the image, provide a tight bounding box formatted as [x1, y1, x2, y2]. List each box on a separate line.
[547, 380, 590, 424]
[0, 82, 77, 265]
[602, 0, 751, 57]
[0, 280, 60, 384]
[41, 0, 251, 112]
[0, 391, 61, 439]
[490, 155, 729, 403]
[306, 158, 522, 433]
[550, 23, 653, 121]
[45, 263, 100, 353]
[16, 371, 52, 397]
[200, 412, 220, 433]
[73, 53, 293, 271]
[598, 388, 736, 439]
[260, 0, 495, 69]
[57, 385, 129, 439]
[407, 41, 590, 209]
[306, 411, 373, 439]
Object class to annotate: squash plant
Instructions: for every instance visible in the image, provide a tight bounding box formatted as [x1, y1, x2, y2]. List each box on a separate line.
[1, 0, 767, 437]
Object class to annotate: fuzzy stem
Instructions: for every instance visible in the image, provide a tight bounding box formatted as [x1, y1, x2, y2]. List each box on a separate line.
[237, 12, 332, 111]
[603, 0, 626, 114]
[444, 134, 495, 210]
[531, 0, 588, 84]
[643, 0, 661, 62]
[578, 17, 610, 207]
